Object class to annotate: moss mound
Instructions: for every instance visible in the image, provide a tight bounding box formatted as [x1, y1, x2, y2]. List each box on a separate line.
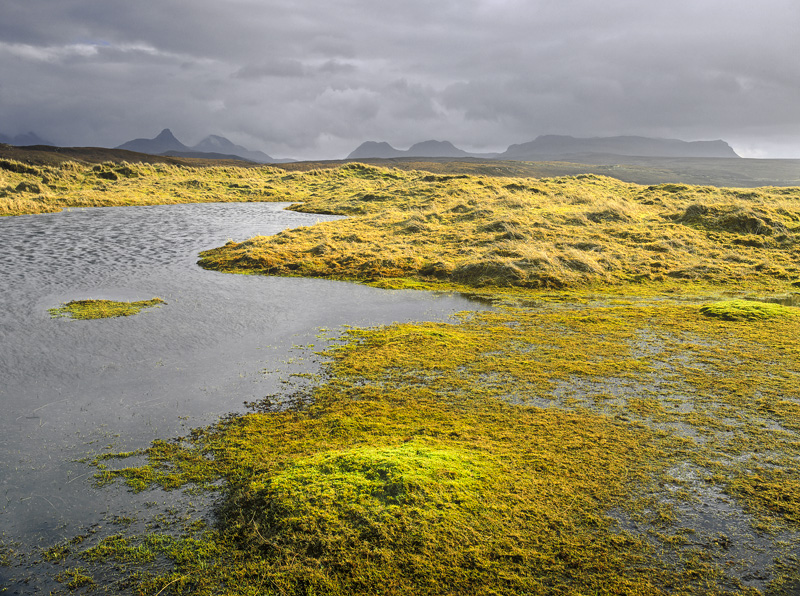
[49, 298, 165, 320]
[699, 299, 794, 321]
[224, 443, 506, 591]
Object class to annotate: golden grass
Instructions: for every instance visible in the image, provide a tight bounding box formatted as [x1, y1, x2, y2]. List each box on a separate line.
[85, 297, 800, 594]
[197, 164, 800, 290]
[0, 159, 287, 216]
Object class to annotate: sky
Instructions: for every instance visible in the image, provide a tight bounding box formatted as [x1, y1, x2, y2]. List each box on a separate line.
[1, 0, 799, 160]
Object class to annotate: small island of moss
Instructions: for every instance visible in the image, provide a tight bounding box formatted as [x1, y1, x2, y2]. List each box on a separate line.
[49, 298, 166, 320]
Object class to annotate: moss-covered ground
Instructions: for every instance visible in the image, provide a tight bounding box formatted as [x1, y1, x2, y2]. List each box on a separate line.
[197, 164, 800, 290]
[49, 298, 166, 320]
[14, 162, 800, 594]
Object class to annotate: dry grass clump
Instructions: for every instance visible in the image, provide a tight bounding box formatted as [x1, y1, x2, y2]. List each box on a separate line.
[199, 164, 800, 289]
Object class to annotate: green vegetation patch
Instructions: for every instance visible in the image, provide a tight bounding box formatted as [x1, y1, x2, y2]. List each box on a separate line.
[49, 297, 166, 320]
[55, 567, 95, 590]
[699, 299, 795, 321]
[81, 293, 800, 594]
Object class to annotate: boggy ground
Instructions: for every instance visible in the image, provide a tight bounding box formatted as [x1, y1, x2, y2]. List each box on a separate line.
[61, 294, 800, 595]
[10, 162, 800, 594]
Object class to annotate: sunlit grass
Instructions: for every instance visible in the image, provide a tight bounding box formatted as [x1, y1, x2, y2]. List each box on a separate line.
[197, 164, 800, 291]
[0, 159, 286, 216]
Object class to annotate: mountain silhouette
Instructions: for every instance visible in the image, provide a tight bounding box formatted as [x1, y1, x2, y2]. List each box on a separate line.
[116, 128, 189, 154]
[348, 140, 498, 159]
[192, 135, 277, 163]
[0, 131, 54, 146]
[501, 135, 739, 160]
[115, 130, 294, 163]
[348, 135, 739, 161]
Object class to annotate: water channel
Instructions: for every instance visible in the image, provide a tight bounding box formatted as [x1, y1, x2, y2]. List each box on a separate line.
[0, 202, 484, 591]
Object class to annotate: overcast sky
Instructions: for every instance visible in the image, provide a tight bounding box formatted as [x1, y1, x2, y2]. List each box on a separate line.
[1, 0, 798, 159]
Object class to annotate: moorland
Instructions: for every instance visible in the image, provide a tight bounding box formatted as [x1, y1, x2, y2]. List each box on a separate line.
[2, 152, 800, 594]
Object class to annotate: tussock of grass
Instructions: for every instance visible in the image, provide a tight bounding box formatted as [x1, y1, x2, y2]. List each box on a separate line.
[49, 298, 165, 320]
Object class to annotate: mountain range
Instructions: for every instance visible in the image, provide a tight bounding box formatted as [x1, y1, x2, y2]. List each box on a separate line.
[348, 135, 740, 161]
[115, 129, 294, 163]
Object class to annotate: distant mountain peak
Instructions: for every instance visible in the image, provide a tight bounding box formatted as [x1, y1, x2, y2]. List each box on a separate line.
[347, 141, 404, 159]
[116, 129, 189, 154]
[155, 128, 179, 141]
[115, 130, 295, 163]
[406, 140, 468, 157]
[0, 131, 54, 146]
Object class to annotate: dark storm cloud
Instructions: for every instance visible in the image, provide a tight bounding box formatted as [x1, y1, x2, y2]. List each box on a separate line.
[1, 0, 798, 158]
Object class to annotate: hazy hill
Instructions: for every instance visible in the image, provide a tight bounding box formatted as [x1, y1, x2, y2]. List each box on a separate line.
[116, 128, 189, 154]
[116, 129, 294, 163]
[348, 140, 499, 159]
[348, 142, 406, 159]
[192, 135, 279, 163]
[349, 135, 739, 161]
[501, 135, 739, 160]
[0, 131, 54, 146]
[161, 150, 255, 162]
[406, 140, 470, 157]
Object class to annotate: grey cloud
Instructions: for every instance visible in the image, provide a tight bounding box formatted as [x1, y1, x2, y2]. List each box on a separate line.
[234, 60, 307, 79]
[1, 0, 798, 158]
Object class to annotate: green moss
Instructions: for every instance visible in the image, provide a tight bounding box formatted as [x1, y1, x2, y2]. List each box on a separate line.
[699, 299, 795, 321]
[0, 543, 14, 567]
[55, 567, 95, 590]
[365, 277, 439, 290]
[49, 297, 165, 320]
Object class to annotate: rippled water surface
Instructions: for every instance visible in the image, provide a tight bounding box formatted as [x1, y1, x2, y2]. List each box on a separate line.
[0, 203, 482, 590]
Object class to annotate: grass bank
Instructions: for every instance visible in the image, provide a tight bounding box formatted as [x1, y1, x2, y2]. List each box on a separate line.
[49, 298, 166, 320]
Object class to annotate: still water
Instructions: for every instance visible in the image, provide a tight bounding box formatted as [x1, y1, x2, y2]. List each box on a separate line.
[0, 202, 482, 590]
